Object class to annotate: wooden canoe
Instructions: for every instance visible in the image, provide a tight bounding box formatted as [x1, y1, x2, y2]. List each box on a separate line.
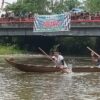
[5, 58, 66, 72]
[5, 58, 100, 73]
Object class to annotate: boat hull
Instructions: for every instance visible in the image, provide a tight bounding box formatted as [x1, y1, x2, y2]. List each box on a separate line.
[72, 67, 100, 72]
[5, 58, 100, 73]
[5, 58, 64, 72]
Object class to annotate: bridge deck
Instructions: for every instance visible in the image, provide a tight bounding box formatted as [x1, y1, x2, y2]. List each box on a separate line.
[0, 19, 100, 36]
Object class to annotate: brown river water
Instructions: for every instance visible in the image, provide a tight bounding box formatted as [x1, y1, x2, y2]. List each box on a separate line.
[0, 55, 100, 100]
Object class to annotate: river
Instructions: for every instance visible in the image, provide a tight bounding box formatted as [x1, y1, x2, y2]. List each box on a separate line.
[0, 55, 100, 100]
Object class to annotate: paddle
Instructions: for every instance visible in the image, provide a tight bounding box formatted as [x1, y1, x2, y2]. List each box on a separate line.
[87, 46, 100, 57]
[38, 47, 56, 64]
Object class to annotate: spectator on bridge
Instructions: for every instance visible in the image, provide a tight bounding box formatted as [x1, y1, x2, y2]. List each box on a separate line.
[1, 14, 5, 18]
[5, 11, 9, 18]
[8, 11, 15, 21]
[28, 12, 33, 18]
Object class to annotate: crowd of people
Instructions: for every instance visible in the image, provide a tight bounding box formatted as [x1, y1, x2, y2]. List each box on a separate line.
[71, 12, 100, 20]
[0, 11, 33, 22]
[0, 11, 100, 23]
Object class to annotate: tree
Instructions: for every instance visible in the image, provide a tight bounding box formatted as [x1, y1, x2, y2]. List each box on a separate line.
[64, 0, 80, 11]
[85, 0, 100, 12]
[5, 0, 50, 14]
[55, 37, 95, 55]
[5, 0, 81, 14]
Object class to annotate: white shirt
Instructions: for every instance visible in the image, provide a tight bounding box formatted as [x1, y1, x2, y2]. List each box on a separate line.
[52, 55, 67, 67]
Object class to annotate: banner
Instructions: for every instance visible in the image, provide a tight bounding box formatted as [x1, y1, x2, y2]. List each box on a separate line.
[33, 12, 71, 32]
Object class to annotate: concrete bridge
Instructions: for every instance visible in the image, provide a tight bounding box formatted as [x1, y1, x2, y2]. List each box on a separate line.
[0, 20, 100, 36]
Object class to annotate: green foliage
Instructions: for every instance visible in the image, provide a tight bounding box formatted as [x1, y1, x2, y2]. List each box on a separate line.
[5, 0, 50, 14]
[0, 44, 24, 54]
[85, 0, 100, 12]
[49, 0, 81, 13]
[55, 37, 96, 55]
[0, 36, 97, 56]
[5, 0, 81, 14]
[64, 0, 80, 11]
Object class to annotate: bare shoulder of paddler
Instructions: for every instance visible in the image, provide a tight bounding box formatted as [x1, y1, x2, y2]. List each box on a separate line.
[91, 51, 98, 62]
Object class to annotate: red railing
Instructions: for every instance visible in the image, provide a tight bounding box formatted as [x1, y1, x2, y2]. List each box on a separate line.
[0, 18, 34, 23]
[0, 17, 100, 24]
[72, 20, 100, 23]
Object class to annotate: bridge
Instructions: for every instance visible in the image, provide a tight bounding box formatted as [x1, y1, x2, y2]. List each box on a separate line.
[0, 19, 100, 36]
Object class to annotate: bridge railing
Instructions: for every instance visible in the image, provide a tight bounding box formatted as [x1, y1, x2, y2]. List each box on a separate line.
[0, 16, 100, 24]
[0, 18, 34, 24]
[0, 17, 100, 28]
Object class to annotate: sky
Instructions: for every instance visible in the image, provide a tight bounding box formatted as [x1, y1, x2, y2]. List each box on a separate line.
[5, 0, 17, 4]
[0, 0, 84, 9]
[3, 0, 83, 4]
[0, 0, 17, 8]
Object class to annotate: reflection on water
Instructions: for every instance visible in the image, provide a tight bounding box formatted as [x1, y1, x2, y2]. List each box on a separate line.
[0, 55, 100, 100]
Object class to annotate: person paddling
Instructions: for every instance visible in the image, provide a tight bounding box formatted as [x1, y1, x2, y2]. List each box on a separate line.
[52, 51, 72, 73]
[39, 47, 72, 73]
[87, 46, 100, 68]
[52, 51, 67, 68]
[91, 51, 100, 68]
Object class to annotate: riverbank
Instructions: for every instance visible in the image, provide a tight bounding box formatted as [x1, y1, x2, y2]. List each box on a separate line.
[0, 45, 25, 55]
[0, 45, 91, 57]
[0, 54, 90, 59]
[0, 54, 45, 58]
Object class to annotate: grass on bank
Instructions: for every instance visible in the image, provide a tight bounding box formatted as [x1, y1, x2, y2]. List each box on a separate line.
[0, 45, 25, 55]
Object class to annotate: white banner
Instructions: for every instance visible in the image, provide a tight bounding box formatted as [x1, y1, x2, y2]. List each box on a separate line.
[33, 12, 71, 32]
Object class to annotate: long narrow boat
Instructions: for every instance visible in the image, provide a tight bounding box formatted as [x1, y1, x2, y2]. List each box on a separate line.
[5, 58, 100, 73]
[5, 58, 64, 72]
